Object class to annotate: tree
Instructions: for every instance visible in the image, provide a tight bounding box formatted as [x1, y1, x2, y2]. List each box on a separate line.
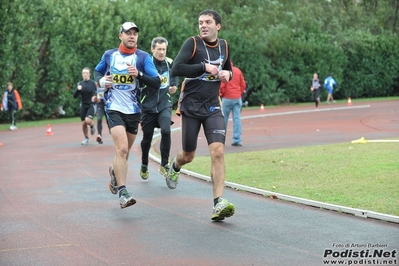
[0, 0, 398, 123]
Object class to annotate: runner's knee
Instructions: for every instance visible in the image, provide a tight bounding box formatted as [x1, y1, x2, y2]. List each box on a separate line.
[181, 151, 195, 164]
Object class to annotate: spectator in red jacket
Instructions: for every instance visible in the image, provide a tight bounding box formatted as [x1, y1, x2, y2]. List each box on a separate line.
[220, 61, 246, 146]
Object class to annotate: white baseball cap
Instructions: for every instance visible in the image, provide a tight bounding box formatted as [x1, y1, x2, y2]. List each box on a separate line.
[119, 22, 139, 33]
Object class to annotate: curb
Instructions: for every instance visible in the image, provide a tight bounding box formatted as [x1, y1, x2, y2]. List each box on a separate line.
[149, 128, 399, 224]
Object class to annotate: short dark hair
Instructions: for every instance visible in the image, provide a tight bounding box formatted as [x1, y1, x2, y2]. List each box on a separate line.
[151, 37, 168, 49]
[199, 10, 222, 25]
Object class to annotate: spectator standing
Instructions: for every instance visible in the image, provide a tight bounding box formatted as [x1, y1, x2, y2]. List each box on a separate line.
[220, 61, 246, 146]
[310, 73, 321, 109]
[324, 73, 337, 104]
[1, 82, 22, 130]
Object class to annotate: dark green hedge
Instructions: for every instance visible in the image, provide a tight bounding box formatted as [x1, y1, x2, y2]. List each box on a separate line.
[1, 0, 398, 122]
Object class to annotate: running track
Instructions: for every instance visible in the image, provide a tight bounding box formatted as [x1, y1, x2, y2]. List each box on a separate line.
[0, 100, 398, 266]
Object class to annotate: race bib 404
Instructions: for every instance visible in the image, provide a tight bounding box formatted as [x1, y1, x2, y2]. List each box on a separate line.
[112, 74, 135, 84]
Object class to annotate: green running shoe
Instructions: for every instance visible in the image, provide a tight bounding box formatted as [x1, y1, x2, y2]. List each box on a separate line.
[140, 164, 149, 180]
[165, 158, 179, 189]
[211, 198, 235, 221]
[159, 165, 169, 178]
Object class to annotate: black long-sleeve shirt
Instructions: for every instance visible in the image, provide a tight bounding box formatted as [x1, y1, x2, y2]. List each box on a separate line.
[73, 79, 96, 107]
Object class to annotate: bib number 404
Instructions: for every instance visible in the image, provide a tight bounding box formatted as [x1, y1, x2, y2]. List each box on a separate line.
[112, 74, 134, 84]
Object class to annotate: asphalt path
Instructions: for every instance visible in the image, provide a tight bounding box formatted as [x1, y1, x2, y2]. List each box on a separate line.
[0, 100, 398, 266]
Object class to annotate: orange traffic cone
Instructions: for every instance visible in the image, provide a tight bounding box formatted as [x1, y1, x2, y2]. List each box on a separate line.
[46, 124, 53, 136]
[347, 97, 352, 106]
[260, 103, 265, 111]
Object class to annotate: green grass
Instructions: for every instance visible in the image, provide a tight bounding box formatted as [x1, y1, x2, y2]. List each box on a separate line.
[0, 117, 78, 131]
[245, 96, 398, 110]
[181, 96, 399, 217]
[2, 97, 398, 216]
[183, 142, 399, 216]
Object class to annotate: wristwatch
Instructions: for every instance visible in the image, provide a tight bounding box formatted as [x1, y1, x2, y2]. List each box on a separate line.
[138, 71, 143, 79]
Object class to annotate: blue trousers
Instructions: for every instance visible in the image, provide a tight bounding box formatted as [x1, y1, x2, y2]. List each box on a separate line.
[222, 98, 243, 144]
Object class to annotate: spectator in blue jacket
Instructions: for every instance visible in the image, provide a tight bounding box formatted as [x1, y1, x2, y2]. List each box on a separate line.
[324, 73, 337, 104]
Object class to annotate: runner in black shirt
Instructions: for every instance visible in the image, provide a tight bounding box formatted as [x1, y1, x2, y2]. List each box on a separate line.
[73, 67, 96, 145]
[140, 37, 178, 179]
[167, 10, 235, 221]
